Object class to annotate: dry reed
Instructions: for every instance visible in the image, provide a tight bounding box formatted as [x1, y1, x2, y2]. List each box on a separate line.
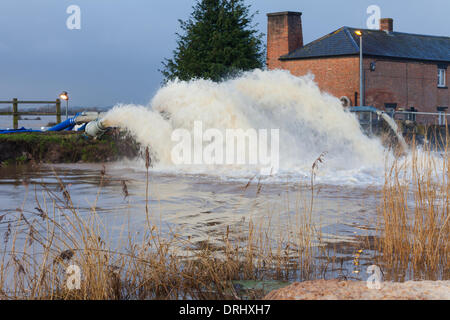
[1, 132, 448, 300]
[0, 161, 322, 300]
[376, 129, 449, 281]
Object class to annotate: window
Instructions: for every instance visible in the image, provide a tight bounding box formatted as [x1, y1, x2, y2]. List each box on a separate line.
[438, 68, 446, 88]
[437, 106, 448, 125]
[406, 107, 416, 122]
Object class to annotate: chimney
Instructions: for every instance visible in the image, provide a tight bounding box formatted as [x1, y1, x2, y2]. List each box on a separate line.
[380, 18, 394, 32]
[267, 11, 303, 69]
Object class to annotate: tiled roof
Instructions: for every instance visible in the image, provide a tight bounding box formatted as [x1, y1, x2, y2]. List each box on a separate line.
[281, 27, 450, 63]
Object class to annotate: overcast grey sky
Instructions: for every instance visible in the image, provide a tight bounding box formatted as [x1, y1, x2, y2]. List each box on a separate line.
[0, 0, 448, 107]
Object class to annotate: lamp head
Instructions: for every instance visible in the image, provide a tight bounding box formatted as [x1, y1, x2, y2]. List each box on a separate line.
[59, 91, 69, 101]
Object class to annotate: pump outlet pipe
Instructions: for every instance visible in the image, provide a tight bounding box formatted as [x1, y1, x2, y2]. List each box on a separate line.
[85, 119, 108, 137]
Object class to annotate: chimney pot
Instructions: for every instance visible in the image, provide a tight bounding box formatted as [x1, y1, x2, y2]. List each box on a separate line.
[380, 18, 394, 32]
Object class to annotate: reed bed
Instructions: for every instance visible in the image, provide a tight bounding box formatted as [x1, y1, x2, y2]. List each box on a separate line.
[376, 131, 449, 281]
[0, 134, 448, 300]
[0, 163, 322, 300]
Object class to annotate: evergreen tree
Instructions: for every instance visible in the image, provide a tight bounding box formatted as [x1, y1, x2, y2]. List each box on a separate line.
[161, 0, 264, 82]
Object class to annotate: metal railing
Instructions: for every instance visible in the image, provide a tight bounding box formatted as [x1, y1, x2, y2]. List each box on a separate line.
[391, 111, 450, 125]
[349, 106, 450, 135]
[0, 98, 62, 129]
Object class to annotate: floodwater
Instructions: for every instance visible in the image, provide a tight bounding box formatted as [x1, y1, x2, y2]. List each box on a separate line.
[0, 70, 403, 282]
[0, 162, 380, 281]
[0, 115, 60, 130]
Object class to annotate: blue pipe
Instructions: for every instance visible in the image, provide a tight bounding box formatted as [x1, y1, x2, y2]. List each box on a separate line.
[348, 106, 379, 113]
[0, 113, 82, 134]
[47, 113, 80, 131]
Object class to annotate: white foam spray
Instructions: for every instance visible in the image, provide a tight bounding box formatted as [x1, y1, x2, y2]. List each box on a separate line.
[379, 112, 408, 152]
[102, 69, 387, 183]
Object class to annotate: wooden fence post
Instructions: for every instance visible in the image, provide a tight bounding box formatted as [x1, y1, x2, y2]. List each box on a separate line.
[56, 99, 61, 124]
[12, 98, 18, 129]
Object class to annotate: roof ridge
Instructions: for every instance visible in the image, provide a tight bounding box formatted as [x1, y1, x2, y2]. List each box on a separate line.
[343, 27, 360, 50]
[345, 26, 450, 39]
[280, 27, 348, 59]
[280, 25, 450, 62]
[308, 26, 346, 45]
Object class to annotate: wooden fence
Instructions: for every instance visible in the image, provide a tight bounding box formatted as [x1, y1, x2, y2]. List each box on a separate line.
[0, 98, 62, 129]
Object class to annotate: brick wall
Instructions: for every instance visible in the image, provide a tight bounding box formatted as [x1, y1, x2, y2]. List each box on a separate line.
[364, 58, 449, 115]
[266, 11, 449, 124]
[266, 12, 303, 71]
[268, 55, 449, 119]
[270, 56, 361, 106]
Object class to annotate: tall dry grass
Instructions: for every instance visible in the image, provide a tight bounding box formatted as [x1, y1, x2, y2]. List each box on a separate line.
[0, 160, 322, 300]
[376, 130, 449, 281]
[1, 130, 448, 300]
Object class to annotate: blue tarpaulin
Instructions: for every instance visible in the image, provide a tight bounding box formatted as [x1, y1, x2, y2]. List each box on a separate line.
[0, 127, 42, 134]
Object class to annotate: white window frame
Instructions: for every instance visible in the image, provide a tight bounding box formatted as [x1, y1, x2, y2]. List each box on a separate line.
[438, 68, 446, 87]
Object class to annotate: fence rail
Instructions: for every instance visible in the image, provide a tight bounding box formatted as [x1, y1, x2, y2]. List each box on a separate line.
[391, 110, 450, 126]
[0, 98, 61, 129]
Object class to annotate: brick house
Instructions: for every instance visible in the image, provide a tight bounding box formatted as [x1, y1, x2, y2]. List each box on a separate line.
[266, 11, 450, 122]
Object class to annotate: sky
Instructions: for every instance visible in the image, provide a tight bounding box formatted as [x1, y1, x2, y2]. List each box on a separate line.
[0, 0, 448, 108]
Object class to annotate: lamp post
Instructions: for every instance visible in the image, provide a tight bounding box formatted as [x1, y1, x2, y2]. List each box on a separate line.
[355, 30, 364, 106]
[59, 91, 69, 120]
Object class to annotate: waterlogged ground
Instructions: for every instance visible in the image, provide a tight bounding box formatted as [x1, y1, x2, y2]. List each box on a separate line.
[0, 162, 382, 283]
[0, 71, 446, 296]
[0, 115, 60, 130]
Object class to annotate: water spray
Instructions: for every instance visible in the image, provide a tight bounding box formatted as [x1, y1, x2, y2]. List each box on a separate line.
[376, 111, 408, 154]
[100, 70, 387, 171]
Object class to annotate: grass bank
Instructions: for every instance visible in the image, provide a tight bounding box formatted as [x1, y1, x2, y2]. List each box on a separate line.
[0, 130, 139, 166]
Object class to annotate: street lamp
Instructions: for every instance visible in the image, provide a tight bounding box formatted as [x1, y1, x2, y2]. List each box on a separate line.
[59, 91, 69, 120]
[355, 30, 364, 106]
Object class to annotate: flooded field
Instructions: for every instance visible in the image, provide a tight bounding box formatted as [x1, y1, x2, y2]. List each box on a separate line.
[0, 115, 60, 130]
[0, 71, 447, 299]
[0, 163, 380, 278]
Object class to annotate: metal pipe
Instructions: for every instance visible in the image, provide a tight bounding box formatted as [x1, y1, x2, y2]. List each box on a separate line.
[359, 35, 364, 106]
[66, 99, 69, 120]
[85, 119, 108, 137]
[393, 111, 450, 116]
[74, 112, 106, 124]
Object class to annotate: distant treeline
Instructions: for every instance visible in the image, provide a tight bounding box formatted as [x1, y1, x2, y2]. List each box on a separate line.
[0, 105, 112, 115]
